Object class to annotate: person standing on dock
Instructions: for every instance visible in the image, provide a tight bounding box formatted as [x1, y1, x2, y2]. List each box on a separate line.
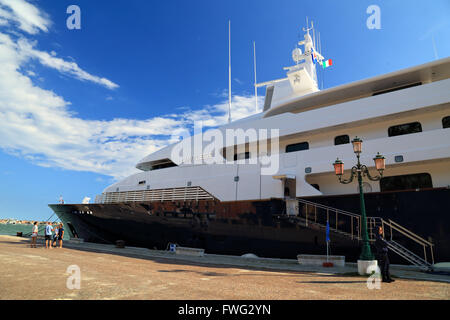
[375, 226, 395, 283]
[30, 222, 38, 248]
[58, 223, 64, 248]
[52, 224, 59, 247]
[44, 222, 54, 249]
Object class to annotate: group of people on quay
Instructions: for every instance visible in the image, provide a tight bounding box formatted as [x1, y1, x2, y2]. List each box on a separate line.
[30, 221, 64, 249]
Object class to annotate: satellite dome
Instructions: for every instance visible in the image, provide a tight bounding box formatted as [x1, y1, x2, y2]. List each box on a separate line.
[292, 47, 303, 63]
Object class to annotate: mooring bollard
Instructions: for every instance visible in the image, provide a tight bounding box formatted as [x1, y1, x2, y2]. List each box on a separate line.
[115, 240, 125, 248]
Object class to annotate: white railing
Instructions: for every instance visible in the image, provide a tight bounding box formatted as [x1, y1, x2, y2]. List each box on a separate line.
[95, 186, 214, 204]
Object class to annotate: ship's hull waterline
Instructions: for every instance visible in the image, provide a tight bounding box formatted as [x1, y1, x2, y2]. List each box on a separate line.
[49, 188, 450, 264]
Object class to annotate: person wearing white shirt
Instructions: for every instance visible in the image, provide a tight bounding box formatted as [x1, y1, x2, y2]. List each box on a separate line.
[30, 222, 38, 248]
[44, 222, 54, 249]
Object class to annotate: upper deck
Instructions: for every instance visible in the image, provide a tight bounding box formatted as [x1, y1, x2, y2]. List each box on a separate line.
[263, 56, 450, 118]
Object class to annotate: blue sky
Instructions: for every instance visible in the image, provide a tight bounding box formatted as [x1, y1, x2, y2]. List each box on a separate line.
[0, 0, 449, 221]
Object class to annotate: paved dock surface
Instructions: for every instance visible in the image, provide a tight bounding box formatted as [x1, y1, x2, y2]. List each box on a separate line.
[0, 236, 449, 300]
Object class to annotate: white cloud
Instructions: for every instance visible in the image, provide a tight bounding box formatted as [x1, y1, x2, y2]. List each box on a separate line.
[0, 0, 50, 34]
[0, 1, 260, 181]
[16, 38, 119, 89]
[0, 0, 118, 90]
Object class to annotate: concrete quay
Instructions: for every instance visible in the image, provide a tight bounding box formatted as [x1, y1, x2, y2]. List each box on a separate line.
[0, 235, 449, 300]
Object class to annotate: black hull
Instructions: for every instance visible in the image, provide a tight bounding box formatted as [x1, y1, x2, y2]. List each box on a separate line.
[304, 188, 450, 262]
[49, 188, 450, 264]
[49, 202, 362, 261]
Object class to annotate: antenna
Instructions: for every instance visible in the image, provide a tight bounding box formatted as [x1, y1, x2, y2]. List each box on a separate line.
[303, 17, 313, 35]
[318, 31, 322, 89]
[318, 31, 321, 54]
[319, 31, 324, 89]
[432, 35, 439, 60]
[312, 21, 316, 49]
[228, 20, 232, 123]
[253, 41, 258, 112]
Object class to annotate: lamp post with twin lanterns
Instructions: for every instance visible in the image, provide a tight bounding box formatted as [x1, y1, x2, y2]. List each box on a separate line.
[333, 137, 386, 263]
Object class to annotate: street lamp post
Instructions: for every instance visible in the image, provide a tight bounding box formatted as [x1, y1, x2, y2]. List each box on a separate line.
[333, 137, 386, 262]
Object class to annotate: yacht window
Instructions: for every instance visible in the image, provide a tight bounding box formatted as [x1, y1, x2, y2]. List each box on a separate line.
[372, 82, 421, 96]
[263, 86, 274, 112]
[334, 135, 350, 145]
[136, 158, 178, 171]
[152, 162, 177, 170]
[234, 152, 250, 161]
[443, 116, 450, 129]
[380, 173, 432, 192]
[138, 180, 146, 185]
[286, 142, 309, 153]
[311, 184, 320, 191]
[388, 122, 422, 137]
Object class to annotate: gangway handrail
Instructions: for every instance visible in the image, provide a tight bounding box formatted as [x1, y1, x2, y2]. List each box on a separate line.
[298, 198, 361, 219]
[388, 240, 431, 266]
[387, 219, 434, 247]
[297, 198, 435, 267]
[365, 216, 434, 265]
[386, 242, 430, 268]
[355, 216, 432, 247]
[298, 198, 362, 240]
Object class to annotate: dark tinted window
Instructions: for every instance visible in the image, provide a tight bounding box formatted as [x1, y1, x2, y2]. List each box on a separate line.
[311, 184, 320, 191]
[388, 122, 422, 137]
[151, 162, 177, 170]
[380, 173, 432, 192]
[443, 116, 450, 129]
[263, 86, 274, 112]
[372, 82, 421, 96]
[234, 152, 250, 161]
[334, 135, 350, 145]
[286, 142, 309, 153]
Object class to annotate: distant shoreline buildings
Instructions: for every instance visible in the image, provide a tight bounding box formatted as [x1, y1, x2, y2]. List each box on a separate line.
[0, 219, 47, 225]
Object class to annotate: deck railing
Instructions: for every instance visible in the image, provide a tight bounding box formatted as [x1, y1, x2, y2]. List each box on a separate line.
[95, 186, 214, 204]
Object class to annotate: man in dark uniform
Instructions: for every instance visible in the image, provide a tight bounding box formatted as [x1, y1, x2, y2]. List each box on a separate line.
[375, 226, 395, 283]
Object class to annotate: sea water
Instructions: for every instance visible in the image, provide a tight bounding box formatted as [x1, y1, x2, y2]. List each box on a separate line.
[0, 224, 70, 239]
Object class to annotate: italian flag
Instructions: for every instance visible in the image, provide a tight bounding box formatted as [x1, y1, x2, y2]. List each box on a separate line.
[322, 59, 332, 69]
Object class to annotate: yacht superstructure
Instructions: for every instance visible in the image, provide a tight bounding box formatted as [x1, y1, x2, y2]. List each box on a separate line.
[49, 23, 450, 264]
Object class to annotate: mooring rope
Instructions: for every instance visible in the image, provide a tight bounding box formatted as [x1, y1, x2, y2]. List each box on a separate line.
[23, 213, 58, 237]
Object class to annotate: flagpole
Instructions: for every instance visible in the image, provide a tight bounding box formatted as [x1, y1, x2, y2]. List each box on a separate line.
[253, 41, 258, 112]
[326, 219, 330, 262]
[228, 20, 232, 123]
[327, 241, 329, 262]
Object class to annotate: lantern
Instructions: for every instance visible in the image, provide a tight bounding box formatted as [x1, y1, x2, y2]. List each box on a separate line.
[351, 137, 363, 154]
[373, 152, 386, 172]
[333, 158, 344, 176]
